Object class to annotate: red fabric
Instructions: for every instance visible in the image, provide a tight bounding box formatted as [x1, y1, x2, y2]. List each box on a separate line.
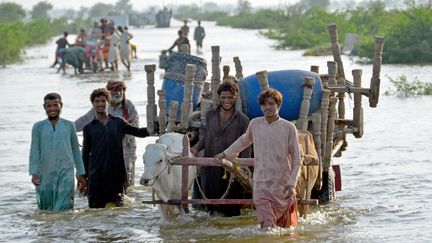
[276, 201, 298, 227]
[257, 198, 298, 228]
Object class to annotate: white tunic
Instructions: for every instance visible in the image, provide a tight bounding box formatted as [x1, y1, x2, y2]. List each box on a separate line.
[119, 31, 133, 61]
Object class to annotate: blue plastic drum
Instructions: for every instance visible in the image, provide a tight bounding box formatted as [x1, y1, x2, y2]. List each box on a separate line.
[162, 52, 208, 119]
[238, 70, 323, 121]
[162, 79, 203, 116]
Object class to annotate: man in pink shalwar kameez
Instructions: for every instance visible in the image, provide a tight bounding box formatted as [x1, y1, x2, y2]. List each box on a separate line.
[216, 88, 301, 229]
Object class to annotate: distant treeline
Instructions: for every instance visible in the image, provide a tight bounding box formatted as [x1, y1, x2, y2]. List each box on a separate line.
[177, 0, 432, 64]
[2, 0, 432, 66]
[1, 18, 89, 66]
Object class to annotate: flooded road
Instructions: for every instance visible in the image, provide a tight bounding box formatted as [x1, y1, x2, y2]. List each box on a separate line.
[0, 20, 431, 242]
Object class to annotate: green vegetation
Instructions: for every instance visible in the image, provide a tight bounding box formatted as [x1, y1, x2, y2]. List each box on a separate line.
[384, 75, 432, 96]
[31, 1, 53, 19]
[0, 15, 89, 66]
[214, 1, 397, 60]
[0, 1, 90, 66]
[173, 4, 228, 22]
[199, 0, 432, 64]
[2, 0, 432, 66]
[0, 0, 149, 66]
[383, 5, 432, 64]
[0, 2, 25, 23]
[1, 22, 25, 65]
[218, 9, 286, 29]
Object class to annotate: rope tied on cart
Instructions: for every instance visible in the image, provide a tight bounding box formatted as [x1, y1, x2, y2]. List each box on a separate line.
[221, 159, 253, 194]
[194, 158, 242, 200]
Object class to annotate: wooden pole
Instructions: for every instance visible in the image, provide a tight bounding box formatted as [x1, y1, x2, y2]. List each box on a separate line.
[233, 56, 243, 80]
[194, 77, 204, 108]
[222, 65, 230, 81]
[256, 70, 270, 91]
[203, 82, 210, 94]
[166, 101, 179, 132]
[352, 69, 363, 138]
[320, 89, 330, 160]
[157, 90, 167, 134]
[296, 77, 315, 131]
[337, 74, 345, 119]
[327, 61, 337, 87]
[311, 113, 322, 190]
[369, 36, 385, 108]
[199, 99, 212, 143]
[145, 64, 157, 134]
[327, 24, 346, 80]
[211, 46, 221, 106]
[142, 199, 318, 206]
[181, 134, 190, 209]
[180, 64, 196, 129]
[323, 97, 337, 170]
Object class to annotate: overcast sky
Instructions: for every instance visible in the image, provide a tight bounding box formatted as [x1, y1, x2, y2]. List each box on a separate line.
[1, 0, 303, 10]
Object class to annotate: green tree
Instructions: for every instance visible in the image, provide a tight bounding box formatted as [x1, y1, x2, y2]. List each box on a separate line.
[237, 0, 252, 14]
[63, 9, 76, 19]
[76, 6, 89, 20]
[301, 0, 330, 9]
[0, 22, 25, 66]
[384, 5, 432, 63]
[31, 1, 53, 19]
[0, 2, 26, 23]
[115, 0, 133, 15]
[88, 3, 113, 17]
[174, 4, 200, 20]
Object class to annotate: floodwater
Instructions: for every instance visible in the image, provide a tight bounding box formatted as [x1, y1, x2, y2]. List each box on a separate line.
[1, 20, 431, 242]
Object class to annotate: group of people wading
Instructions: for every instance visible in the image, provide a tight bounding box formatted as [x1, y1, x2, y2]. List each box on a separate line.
[32, 20, 300, 230]
[51, 18, 135, 73]
[51, 19, 206, 74]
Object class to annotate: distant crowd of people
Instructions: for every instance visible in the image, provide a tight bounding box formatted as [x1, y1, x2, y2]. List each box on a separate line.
[51, 18, 136, 73]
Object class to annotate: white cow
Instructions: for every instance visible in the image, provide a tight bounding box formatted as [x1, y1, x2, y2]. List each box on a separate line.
[140, 133, 196, 221]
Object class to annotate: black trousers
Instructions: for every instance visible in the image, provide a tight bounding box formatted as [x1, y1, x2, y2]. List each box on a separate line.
[88, 193, 124, 208]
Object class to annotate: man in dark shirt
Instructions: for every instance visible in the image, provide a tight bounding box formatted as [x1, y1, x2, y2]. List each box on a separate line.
[167, 30, 190, 53]
[193, 20, 205, 54]
[191, 80, 251, 216]
[82, 88, 150, 208]
[51, 32, 70, 67]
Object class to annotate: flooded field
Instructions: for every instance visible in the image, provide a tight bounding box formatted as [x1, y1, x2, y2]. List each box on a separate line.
[0, 20, 431, 242]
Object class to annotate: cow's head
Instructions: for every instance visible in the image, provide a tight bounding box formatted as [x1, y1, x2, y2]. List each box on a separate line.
[140, 143, 181, 186]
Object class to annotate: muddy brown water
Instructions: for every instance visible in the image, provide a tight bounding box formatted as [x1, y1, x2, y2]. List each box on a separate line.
[1, 21, 431, 242]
